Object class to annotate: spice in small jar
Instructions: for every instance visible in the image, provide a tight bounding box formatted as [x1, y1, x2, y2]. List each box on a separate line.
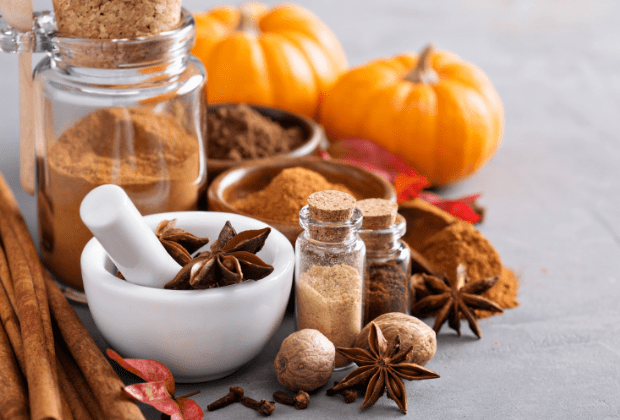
[356, 199, 411, 326]
[294, 190, 366, 369]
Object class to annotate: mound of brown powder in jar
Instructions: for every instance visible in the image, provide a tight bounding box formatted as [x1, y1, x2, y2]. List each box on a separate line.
[207, 105, 306, 161]
[412, 220, 519, 318]
[232, 167, 354, 222]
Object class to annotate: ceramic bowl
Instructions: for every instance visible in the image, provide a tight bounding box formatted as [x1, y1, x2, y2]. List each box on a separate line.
[206, 104, 325, 184]
[207, 156, 397, 244]
[81, 211, 294, 383]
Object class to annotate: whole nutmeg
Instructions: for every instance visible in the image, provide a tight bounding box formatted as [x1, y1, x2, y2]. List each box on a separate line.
[274, 329, 335, 392]
[354, 313, 436, 366]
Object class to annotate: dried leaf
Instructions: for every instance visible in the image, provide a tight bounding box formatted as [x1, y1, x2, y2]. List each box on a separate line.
[322, 139, 483, 222]
[107, 349, 175, 396]
[107, 350, 204, 420]
[123, 381, 181, 418]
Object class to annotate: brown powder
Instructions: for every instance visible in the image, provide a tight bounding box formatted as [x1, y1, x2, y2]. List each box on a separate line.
[363, 261, 408, 325]
[399, 198, 457, 249]
[295, 264, 363, 368]
[477, 266, 519, 318]
[39, 107, 201, 290]
[417, 221, 519, 317]
[207, 105, 305, 161]
[420, 221, 502, 283]
[232, 167, 354, 222]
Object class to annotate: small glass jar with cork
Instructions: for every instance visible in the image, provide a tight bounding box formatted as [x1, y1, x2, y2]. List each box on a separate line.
[294, 190, 366, 370]
[356, 198, 411, 326]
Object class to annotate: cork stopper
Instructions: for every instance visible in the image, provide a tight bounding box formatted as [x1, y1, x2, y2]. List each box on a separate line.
[52, 0, 182, 39]
[356, 198, 398, 229]
[308, 190, 356, 223]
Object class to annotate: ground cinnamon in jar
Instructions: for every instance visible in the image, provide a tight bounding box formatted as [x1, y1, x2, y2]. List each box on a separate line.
[232, 167, 354, 222]
[39, 107, 202, 290]
[412, 221, 519, 318]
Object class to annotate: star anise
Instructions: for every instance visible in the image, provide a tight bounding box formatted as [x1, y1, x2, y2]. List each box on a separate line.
[164, 221, 274, 290]
[411, 263, 503, 338]
[155, 219, 210, 265]
[331, 322, 440, 414]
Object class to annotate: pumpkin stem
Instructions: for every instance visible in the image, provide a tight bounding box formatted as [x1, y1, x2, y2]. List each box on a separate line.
[237, 4, 260, 36]
[404, 44, 439, 85]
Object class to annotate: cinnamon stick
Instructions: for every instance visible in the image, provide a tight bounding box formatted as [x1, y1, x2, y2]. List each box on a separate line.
[57, 358, 93, 420]
[0, 276, 25, 371]
[57, 343, 106, 420]
[0, 218, 62, 420]
[0, 320, 29, 420]
[46, 271, 146, 420]
[0, 245, 16, 310]
[58, 388, 75, 420]
[0, 171, 56, 370]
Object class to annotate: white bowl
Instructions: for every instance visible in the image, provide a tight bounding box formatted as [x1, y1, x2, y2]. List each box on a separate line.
[81, 211, 294, 383]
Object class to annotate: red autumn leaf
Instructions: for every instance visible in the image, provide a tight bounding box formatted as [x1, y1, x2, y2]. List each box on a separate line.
[418, 192, 482, 223]
[177, 398, 204, 420]
[124, 381, 182, 419]
[107, 349, 204, 420]
[321, 138, 483, 222]
[106, 349, 175, 396]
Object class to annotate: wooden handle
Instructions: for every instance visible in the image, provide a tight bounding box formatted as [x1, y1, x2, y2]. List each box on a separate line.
[1, 0, 36, 195]
[19, 53, 35, 195]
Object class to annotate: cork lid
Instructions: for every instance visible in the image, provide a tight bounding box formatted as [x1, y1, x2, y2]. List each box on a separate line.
[308, 190, 356, 222]
[356, 198, 398, 229]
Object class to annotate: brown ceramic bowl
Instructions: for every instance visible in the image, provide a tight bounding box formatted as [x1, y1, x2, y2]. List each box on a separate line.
[207, 157, 397, 244]
[206, 104, 325, 184]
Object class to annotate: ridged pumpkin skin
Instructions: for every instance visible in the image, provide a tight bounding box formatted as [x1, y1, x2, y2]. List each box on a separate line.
[192, 3, 347, 119]
[319, 46, 504, 186]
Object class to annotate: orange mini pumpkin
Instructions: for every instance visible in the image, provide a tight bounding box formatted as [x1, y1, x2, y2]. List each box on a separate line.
[319, 45, 504, 186]
[192, 3, 347, 119]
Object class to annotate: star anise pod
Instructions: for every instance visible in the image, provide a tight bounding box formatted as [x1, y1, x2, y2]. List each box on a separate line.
[411, 263, 504, 338]
[331, 322, 439, 414]
[164, 221, 274, 290]
[155, 219, 210, 265]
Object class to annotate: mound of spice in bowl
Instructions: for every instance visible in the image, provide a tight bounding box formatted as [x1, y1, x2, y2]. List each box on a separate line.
[208, 104, 306, 161]
[231, 167, 354, 222]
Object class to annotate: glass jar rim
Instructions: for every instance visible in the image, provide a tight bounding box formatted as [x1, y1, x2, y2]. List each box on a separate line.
[358, 214, 407, 238]
[50, 9, 195, 69]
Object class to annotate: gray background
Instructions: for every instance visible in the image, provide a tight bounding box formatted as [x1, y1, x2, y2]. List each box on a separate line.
[1, 0, 620, 418]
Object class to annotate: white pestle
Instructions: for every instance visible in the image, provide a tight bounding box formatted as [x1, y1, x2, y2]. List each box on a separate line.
[80, 184, 182, 288]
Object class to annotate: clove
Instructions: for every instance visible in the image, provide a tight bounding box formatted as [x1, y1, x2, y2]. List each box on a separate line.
[273, 390, 310, 409]
[241, 397, 276, 416]
[326, 381, 357, 404]
[207, 386, 244, 411]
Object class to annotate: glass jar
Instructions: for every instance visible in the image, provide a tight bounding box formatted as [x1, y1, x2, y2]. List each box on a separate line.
[358, 214, 411, 326]
[1, 10, 207, 293]
[294, 192, 366, 370]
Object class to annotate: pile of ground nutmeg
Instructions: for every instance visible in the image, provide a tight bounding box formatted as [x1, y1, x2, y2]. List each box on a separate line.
[207, 104, 306, 161]
[232, 167, 354, 222]
[402, 201, 519, 319]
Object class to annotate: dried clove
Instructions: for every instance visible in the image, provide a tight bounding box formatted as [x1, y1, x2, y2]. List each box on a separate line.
[326, 381, 357, 403]
[241, 397, 276, 416]
[207, 386, 244, 411]
[273, 390, 310, 409]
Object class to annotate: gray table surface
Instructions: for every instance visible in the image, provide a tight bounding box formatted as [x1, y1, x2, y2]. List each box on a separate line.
[2, 0, 620, 418]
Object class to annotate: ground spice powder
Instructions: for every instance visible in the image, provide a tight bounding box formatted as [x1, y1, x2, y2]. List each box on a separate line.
[207, 105, 305, 161]
[364, 261, 408, 325]
[39, 107, 201, 290]
[295, 264, 363, 368]
[417, 221, 519, 318]
[232, 167, 353, 222]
